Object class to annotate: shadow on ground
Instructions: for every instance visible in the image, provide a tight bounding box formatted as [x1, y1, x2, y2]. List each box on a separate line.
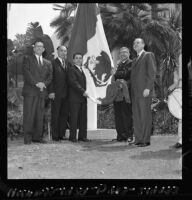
[79, 139, 140, 152]
[129, 149, 181, 160]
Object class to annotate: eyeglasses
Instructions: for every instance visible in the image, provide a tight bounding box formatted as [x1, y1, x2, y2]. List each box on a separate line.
[35, 45, 44, 48]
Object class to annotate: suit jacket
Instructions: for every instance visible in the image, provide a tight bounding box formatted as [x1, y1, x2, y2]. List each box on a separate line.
[48, 58, 68, 99]
[115, 59, 132, 88]
[131, 51, 156, 98]
[22, 55, 52, 98]
[68, 65, 87, 102]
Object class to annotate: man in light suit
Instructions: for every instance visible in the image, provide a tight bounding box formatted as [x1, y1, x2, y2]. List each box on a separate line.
[67, 53, 91, 142]
[22, 39, 52, 144]
[130, 38, 156, 147]
[48, 46, 69, 141]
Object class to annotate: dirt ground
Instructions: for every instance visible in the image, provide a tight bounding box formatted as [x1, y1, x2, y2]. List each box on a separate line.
[7, 129, 182, 179]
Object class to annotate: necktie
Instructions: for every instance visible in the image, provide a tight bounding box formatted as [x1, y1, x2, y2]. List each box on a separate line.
[38, 56, 42, 66]
[62, 59, 65, 69]
[136, 54, 139, 61]
[80, 67, 83, 73]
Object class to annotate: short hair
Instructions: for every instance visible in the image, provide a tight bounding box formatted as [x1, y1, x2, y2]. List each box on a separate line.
[57, 45, 67, 51]
[119, 47, 130, 54]
[33, 38, 44, 46]
[73, 52, 83, 59]
[134, 38, 145, 45]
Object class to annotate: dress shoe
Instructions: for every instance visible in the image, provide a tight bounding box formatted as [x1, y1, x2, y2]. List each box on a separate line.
[24, 141, 31, 145]
[129, 141, 141, 145]
[39, 139, 47, 144]
[59, 136, 68, 140]
[32, 140, 40, 143]
[32, 139, 47, 144]
[137, 142, 150, 147]
[52, 138, 60, 141]
[69, 139, 77, 143]
[78, 138, 91, 142]
[112, 138, 126, 142]
[169, 142, 182, 149]
[127, 137, 133, 143]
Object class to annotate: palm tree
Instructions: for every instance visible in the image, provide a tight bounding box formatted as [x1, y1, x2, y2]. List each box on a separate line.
[50, 3, 77, 45]
[99, 3, 152, 53]
[142, 7, 182, 99]
[25, 22, 54, 60]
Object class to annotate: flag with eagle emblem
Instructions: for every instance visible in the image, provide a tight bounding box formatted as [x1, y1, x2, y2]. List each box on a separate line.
[67, 3, 114, 129]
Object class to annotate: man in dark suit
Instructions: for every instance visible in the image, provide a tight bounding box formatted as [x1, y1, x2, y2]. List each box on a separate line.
[67, 53, 90, 142]
[112, 47, 133, 142]
[22, 39, 52, 144]
[48, 46, 69, 141]
[130, 38, 156, 147]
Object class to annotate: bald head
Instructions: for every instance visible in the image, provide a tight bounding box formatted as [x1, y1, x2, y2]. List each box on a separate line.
[57, 46, 67, 59]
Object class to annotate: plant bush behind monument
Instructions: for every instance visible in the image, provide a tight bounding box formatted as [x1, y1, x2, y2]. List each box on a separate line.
[97, 103, 178, 135]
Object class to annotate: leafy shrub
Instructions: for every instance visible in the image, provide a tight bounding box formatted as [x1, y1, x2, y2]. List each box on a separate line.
[152, 101, 178, 135]
[7, 106, 23, 140]
[97, 101, 178, 134]
[97, 104, 115, 129]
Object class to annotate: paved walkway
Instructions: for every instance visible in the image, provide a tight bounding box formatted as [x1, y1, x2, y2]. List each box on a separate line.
[8, 129, 182, 179]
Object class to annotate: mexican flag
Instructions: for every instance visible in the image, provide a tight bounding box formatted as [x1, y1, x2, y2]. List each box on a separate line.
[67, 3, 114, 129]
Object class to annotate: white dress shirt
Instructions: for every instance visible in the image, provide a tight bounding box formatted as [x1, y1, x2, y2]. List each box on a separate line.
[58, 57, 65, 68]
[137, 49, 145, 58]
[75, 64, 83, 73]
[35, 54, 43, 65]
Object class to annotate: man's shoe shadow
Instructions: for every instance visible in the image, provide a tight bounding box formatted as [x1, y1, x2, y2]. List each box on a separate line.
[80, 139, 136, 152]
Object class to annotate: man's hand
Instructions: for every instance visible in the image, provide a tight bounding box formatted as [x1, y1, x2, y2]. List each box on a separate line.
[95, 98, 102, 105]
[83, 91, 89, 97]
[111, 67, 116, 75]
[143, 89, 150, 97]
[95, 100, 102, 105]
[119, 83, 123, 89]
[168, 84, 176, 92]
[36, 82, 46, 91]
[49, 93, 55, 100]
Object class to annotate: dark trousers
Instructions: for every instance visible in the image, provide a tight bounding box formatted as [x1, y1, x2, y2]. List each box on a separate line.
[132, 96, 152, 144]
[23, 95, 45, 143]
[114, 100, 133, 140]
[69, 101, 87, 140]
[51, 97, 69, 140]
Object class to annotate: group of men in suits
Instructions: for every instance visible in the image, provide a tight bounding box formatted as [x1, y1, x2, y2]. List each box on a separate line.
[22, 39, 90, 144]
[22, 37, 157, 147]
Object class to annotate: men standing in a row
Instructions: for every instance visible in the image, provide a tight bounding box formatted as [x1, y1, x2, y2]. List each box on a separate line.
[112, 47, 133, 142]
[22, 39, 52, 144]
[67, 53, 91, 142]
[130, 38, 156, 147]
[48, 46, 69, 141]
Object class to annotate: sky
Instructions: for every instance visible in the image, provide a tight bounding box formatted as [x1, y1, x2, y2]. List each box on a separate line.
[8, 3, 62, 40]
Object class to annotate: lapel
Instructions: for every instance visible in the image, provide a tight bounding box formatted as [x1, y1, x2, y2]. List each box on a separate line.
[56, 58, 62, 69]
[74, 65, 86, 79]
[56, 58, 66, 71]
[74, 65, 82, 74]
[132, 51, 146, 69]
[33, 54, 45, 74]
[33, 54, 39, 66]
